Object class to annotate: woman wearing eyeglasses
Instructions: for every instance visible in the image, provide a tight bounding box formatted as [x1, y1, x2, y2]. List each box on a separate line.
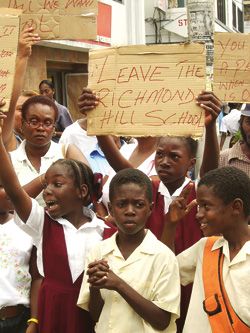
[9, 95, 90, 206]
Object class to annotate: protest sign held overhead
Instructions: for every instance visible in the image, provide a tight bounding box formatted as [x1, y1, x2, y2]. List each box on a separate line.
[87, 43, 206, 138]
[0, 8, 21, 112]
[0, 0, 98, 40]
[213, 32, 250, 102]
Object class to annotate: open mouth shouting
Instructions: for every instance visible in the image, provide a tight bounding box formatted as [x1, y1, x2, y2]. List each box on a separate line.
[45, 200, 59, 215]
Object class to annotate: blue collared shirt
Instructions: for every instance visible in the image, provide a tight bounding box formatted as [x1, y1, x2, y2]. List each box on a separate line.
[87, 141, 125, 176]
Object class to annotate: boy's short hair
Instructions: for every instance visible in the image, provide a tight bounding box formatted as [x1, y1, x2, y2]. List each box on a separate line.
[109, 168, 153, 203]
[198, 166, 250, 216]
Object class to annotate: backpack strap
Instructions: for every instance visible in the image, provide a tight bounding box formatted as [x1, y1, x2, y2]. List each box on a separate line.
[203, 237, 250, 333]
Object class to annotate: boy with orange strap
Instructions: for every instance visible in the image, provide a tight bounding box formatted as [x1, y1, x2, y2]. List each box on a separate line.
[162, 166, 250, 333]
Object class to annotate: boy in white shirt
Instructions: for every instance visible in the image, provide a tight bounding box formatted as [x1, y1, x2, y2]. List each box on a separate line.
[162, 166, 250, 333]
[77, 168, 180, 332]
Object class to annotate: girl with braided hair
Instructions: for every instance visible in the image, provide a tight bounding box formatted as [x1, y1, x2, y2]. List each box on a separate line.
[0, 115, 106, 333]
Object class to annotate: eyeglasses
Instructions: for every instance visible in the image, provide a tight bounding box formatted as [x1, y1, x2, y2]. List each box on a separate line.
[24, 119, 54, 129]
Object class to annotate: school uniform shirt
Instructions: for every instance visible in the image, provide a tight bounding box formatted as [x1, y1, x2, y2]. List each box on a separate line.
[177, 237, 250, 333]
[9, 140, 65, 206]
[87, 144, 111, 175]
[14, 199, 106, 281]
[86, 141, 126, 177]
[158, 177, 191, 214]
[0, 218, 33, 307]
[77, 230, 180, 333]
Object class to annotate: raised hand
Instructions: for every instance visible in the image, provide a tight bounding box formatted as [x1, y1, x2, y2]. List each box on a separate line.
[0, 112, 7, 136]
[0, 99, 5, 110]
[78, 88, 99, 115]
[167, 182, 197, 224]
[196, 91, 222, 128]
[18, 27, 40, 58]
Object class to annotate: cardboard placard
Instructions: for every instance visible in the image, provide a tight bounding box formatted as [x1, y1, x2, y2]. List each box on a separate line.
[213, 32, 250, 102]
[87, 43, 206, 138]
[0, 8, 21, 112]
[0, 0, 97, 40]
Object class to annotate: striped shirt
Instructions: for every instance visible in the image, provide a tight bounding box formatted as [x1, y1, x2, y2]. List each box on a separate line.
[219, 141, 250, 176]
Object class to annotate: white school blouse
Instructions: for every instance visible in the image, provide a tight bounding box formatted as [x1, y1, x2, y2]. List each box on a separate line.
[14, 199, 106, 282]
[158, 177, 191, 214]
[0, 218, 33, 307]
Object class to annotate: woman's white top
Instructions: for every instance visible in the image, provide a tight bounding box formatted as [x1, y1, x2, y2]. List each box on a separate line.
[9, 140, 65, 206]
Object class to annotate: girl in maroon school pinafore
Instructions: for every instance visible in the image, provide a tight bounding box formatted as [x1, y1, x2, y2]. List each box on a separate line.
[35, 160, 103, 333]
[38, 215, 94, 333]
[2, 155, 105, 333]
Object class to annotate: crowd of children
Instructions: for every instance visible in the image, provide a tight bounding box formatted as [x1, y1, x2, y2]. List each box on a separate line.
[0, 27, 249, 333]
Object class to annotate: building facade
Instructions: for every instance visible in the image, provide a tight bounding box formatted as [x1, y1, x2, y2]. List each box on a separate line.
[23, 0, 145, 120]
[244, 0, 250, 32]
[145, 0, 244, 45]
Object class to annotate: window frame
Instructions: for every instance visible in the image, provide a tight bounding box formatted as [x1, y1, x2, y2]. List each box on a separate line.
[217, 0, 226, 25]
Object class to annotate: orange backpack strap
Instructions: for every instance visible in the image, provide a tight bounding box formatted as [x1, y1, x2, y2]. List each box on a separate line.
[203, 237, 250, 333]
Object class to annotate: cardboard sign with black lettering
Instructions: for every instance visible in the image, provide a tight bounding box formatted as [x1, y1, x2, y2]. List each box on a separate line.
[87, 43, 206, 137]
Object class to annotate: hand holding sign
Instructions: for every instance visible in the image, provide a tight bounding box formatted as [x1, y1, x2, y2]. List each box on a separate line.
[18, 26, 40, 58]
[86, 44, 206, 138]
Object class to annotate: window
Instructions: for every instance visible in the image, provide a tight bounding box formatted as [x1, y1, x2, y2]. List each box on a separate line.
[238, 8, 244, 32]
[217, 0, 226, 25]
[233, 2, 237, 28]
[178, 0, 185, 7]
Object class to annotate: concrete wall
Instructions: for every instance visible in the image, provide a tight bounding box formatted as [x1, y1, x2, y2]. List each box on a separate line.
[22, 0, 146, 117]
[100, 0, 128, 45]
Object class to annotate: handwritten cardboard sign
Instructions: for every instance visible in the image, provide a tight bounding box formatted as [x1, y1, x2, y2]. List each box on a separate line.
[0, 0, 97, 40]
[87, 44, 206, 138]
[213, 32, 250, 102]
[0, 8, 21, 112]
